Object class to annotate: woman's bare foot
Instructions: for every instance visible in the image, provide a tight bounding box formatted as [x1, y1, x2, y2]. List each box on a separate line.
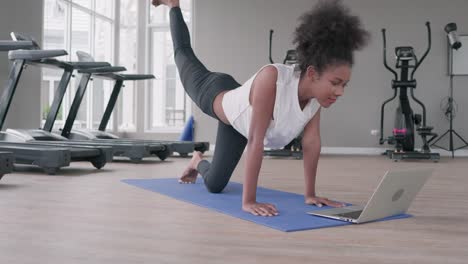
[151, 0, 179, 8]
[178, 151, 203, 184]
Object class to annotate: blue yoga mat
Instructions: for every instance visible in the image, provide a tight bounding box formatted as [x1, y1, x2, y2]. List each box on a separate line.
[122, 178, 411, 232]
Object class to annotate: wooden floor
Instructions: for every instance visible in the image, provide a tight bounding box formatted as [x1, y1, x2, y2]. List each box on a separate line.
[0, 153, 467, 264]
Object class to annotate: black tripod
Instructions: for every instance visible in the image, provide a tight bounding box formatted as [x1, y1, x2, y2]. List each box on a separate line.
[431, 74, 468, 158]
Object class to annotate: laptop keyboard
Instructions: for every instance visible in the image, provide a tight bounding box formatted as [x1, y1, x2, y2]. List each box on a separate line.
[336, 210, 363, 219]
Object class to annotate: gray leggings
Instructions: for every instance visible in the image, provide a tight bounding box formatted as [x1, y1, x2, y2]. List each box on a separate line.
[170, 7, 247, 193]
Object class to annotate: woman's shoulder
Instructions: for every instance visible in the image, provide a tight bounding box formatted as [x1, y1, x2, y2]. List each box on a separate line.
[252, 65, 278, 90]
[257, 64, 278, 77]
[259, 63, 294, 73]
[255, 63, 295, 82]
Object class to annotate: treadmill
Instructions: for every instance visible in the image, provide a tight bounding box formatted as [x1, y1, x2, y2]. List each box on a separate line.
[0, 152, 14, 180]
[64, 51, 209, 156]
[6, 33, 171, 162]
[0, 40, 113, 171]
[0, 40, 74, 174]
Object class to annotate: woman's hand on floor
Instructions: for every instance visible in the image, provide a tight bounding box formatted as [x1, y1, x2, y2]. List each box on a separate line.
[305, 196, 345, 208]
[242, 202, 279, 217]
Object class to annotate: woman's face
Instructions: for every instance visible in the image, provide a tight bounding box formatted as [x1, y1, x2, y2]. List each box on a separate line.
[302, 64, 351, 108]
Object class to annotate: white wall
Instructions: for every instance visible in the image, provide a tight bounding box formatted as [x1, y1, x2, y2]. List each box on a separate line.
[192, 0, 468, 148]
[0, 0, 43, 129]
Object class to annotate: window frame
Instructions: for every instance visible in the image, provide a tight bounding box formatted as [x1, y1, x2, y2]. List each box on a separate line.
[42, 0, 117, 131]
[42, 0, 192, 135]
[144, 1, 193, 133]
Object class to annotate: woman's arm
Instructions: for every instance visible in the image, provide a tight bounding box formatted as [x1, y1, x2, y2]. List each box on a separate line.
[242, 65, 279, 216]
[302, 109, 321, 199]
[302, 109, 345, 207]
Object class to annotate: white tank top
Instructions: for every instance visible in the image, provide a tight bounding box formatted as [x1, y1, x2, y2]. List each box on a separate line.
[222, 64, 321, 149]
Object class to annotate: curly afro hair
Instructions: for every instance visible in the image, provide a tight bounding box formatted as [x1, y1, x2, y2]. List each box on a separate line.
[293, 0, 370, 76]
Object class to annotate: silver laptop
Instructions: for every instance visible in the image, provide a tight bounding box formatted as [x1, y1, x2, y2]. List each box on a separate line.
[308, 169, 433, 224]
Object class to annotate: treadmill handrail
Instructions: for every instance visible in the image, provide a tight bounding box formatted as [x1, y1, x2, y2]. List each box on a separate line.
[0, 40, 34, 51]
[92, 73, 156, 81]
[26, 59, 111, 70]
[10, 32, 40, 49]
[8, 49, 68, 61]
[70, 61, 112, 69]
[117, 74, 155, 80]
[78, 66, 127, 74]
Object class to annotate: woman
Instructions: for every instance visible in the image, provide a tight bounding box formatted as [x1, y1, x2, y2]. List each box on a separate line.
[151, 0, 369, 217]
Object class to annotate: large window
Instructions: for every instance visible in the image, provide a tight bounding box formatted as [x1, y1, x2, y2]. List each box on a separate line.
[117, 0, 138, 132]
[42, 0, 68, 129]
[43, 0, 192, 134]
[43, 0, 115, 131]
[146, 0, 192, 131]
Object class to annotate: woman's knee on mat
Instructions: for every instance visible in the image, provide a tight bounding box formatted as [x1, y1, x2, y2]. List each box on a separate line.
[203, 178, 229, 193]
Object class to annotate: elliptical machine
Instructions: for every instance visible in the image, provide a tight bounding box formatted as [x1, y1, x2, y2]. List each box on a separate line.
[263, 29, 303, 159]
[379, 22, 440, 161]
